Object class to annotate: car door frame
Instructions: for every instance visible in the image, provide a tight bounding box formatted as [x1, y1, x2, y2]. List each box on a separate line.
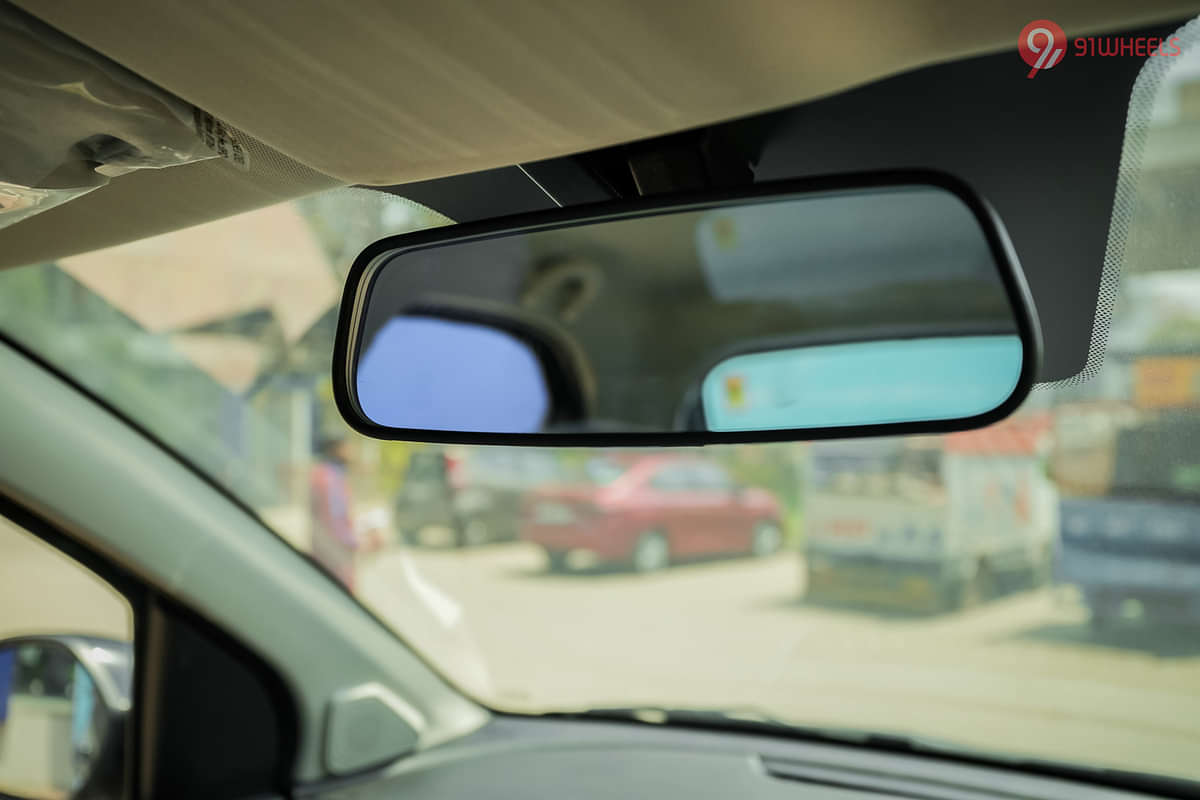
[0, 498, 147, 800]
[0, 336, 488, 793]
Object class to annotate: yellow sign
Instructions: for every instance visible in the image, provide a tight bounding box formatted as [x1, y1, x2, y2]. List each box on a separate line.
[1133, 356, 1200, 408]
[724, 375, 746, 409]
[710, 216, 738, 250]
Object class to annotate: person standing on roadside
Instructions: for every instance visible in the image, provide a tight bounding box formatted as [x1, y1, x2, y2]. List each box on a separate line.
[310, 434, 369, 590]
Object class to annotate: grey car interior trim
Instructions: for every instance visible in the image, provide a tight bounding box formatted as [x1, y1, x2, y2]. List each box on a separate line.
[0, 340, 488, 782]
[14, 0, 1200, 186]
[298, 715, 1170, 800]
[325, 683, 425, 775]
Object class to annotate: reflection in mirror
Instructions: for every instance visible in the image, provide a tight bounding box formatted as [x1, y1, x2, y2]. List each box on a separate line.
[358, 316, 550, 432]
[0, 638, 128, 800]
[703, 335, 1024, 431]
[352, 184, 1028, 436]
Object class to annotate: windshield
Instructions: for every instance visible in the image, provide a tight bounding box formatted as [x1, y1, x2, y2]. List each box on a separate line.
[1108, 415, 1200, 500]
[3, 42, 1200, 787]
[583, 458, 629, 486]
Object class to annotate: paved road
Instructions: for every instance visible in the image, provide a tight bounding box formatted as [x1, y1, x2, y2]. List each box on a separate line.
[364, 542, 1200, 782]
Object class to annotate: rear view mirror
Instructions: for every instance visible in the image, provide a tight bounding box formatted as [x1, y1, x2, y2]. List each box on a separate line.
[333, 171, 1040, 445]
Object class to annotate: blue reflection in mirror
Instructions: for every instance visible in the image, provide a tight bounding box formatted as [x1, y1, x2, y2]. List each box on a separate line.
[357, 316, 550, 432]
[702, 335, 1023, 431]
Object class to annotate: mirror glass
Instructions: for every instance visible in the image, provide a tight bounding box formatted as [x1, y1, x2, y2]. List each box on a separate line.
[359, 316, 550, 431]
[352, 184, 1028, 437]
[0, 642, 110, 799]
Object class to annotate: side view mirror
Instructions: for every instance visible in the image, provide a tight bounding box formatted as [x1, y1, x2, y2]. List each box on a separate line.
[0, 636, 131, 800]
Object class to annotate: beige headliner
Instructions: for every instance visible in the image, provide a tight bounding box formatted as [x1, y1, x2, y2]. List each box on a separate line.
[4, 0, 1199, 267]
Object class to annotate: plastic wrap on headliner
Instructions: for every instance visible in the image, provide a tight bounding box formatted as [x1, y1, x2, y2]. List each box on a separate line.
[0, 4, 218, 231]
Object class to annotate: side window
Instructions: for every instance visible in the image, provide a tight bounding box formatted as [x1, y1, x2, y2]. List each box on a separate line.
[0, 516, 133, 800]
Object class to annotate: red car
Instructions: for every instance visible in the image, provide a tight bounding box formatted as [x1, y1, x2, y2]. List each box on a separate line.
[522, 456, 783, 572]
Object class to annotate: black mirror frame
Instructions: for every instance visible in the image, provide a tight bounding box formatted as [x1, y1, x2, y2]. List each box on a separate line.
[333, 169, 1042, 446]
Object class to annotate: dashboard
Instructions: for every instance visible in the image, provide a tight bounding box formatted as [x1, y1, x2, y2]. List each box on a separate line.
[301, 715, 1168, 800]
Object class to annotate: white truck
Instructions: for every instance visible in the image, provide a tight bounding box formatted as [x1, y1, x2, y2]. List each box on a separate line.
[802, 414, 1057, 612]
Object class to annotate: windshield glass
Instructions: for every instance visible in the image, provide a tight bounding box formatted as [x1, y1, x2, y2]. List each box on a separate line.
[2, 42, 1200, 786]
[583, 458, 629, 486]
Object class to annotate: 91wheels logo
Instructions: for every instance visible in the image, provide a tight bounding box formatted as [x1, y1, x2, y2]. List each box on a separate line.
[1019, 20, 1066, 78]
[1018, 19, 1183, 79]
